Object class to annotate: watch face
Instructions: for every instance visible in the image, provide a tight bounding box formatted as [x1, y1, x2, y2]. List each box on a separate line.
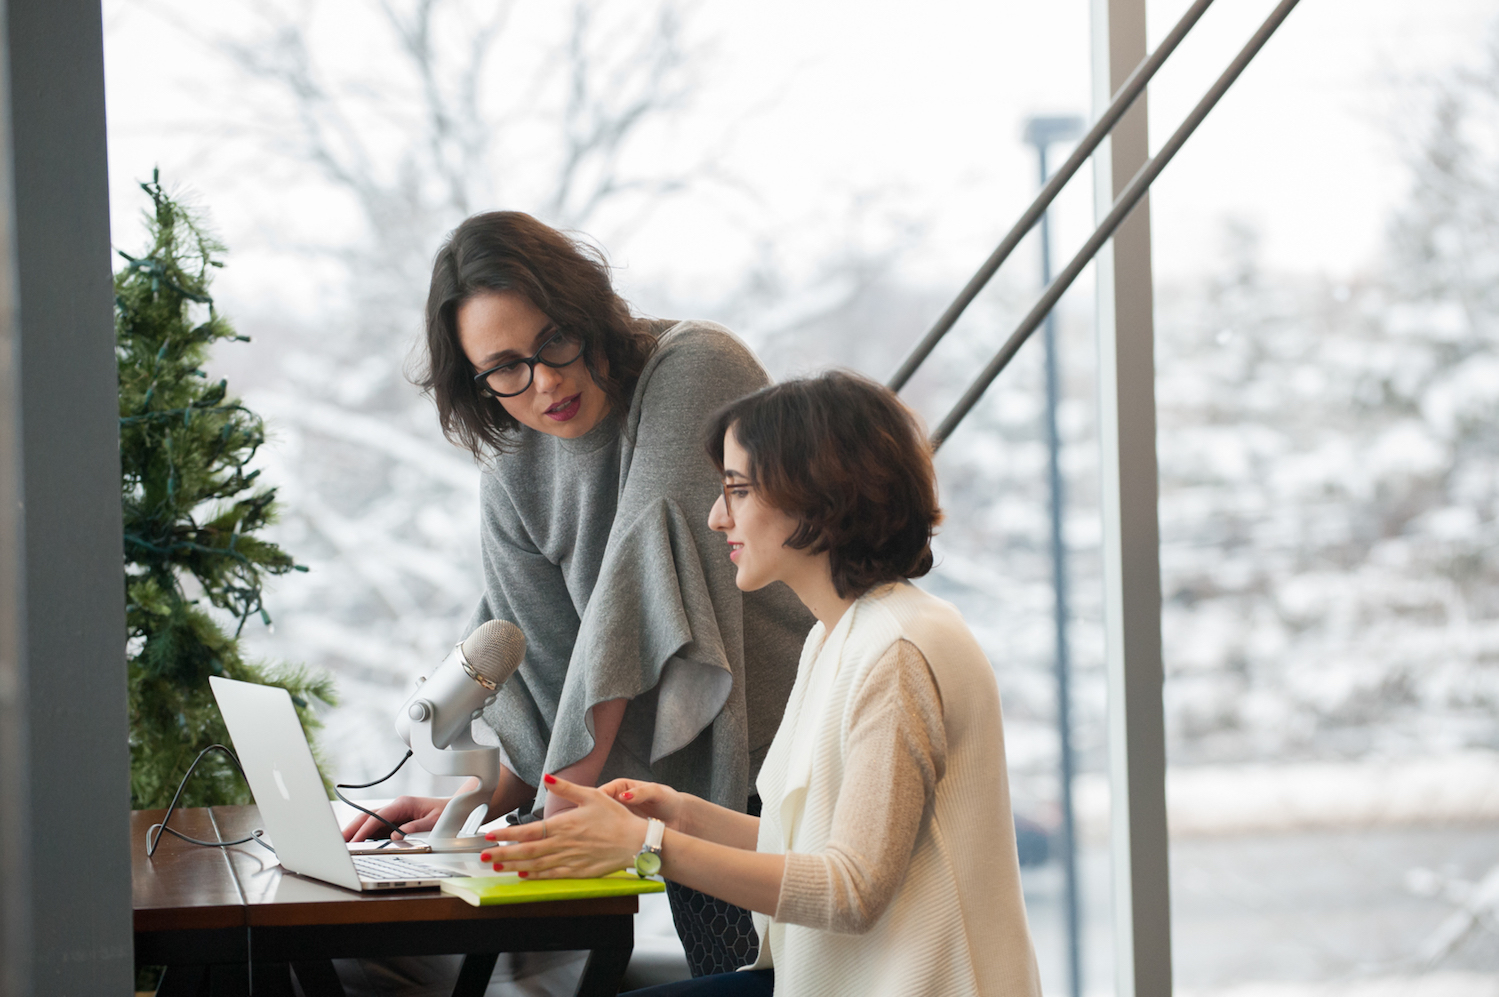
[636, 851, 662, 877]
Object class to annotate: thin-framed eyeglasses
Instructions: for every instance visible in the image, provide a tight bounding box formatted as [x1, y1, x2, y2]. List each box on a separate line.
[722, 478, 757, 516]
[472, 326, 584, 398]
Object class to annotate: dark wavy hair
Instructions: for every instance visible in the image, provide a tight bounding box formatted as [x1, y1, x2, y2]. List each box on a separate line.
[705, 370, 942, 600]
[416, 211, 658, 458]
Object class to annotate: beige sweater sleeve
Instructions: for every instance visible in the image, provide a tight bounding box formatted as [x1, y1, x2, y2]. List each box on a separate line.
[773, 639, 947, 934]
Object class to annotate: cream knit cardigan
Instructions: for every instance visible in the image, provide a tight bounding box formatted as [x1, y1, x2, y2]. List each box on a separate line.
[746, 581, 1041, 997]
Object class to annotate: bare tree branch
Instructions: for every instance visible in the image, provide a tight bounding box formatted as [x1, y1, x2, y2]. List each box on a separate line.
[546, 0, 695, 227]
[198, 0, 707, 310]
[374, 0, 516, 218]
[218, 6, 381, 205]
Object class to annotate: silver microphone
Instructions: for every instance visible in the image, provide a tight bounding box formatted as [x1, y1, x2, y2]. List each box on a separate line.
[395, 620, 526, 750]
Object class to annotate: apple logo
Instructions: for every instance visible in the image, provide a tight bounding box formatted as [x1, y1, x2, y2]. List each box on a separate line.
[273, 767, 292, 801]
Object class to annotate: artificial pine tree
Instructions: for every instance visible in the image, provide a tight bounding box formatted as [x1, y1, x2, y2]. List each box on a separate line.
[119, 172, 334, 809]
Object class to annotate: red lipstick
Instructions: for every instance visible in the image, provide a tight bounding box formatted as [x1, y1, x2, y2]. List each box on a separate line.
[544, 393, 582, 422]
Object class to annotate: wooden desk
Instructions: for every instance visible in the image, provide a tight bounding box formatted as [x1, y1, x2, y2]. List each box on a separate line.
[133, 806, 636, 997]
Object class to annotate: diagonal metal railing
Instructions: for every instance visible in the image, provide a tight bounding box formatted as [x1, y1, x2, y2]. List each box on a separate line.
[888, 0, 1304, 450]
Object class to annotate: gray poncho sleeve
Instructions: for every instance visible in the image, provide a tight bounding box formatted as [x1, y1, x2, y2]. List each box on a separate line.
[470, 322, 810, 811]
[465, 519, 576, 788]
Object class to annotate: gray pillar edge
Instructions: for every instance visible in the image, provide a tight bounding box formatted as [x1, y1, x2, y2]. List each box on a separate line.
[1090, 1, 1174, 996]
[0, 0, 24, 989]
[0, 1, 132, 994]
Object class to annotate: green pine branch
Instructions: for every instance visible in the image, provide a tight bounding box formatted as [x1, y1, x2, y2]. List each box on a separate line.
[119, 170, 335, 810]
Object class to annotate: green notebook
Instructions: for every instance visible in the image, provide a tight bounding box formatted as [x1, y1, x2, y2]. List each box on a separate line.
[440, 870, 665, 907]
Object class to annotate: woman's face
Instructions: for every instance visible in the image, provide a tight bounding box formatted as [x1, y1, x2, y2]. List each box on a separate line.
[708, 427, 808, 592]
[457, 291, 610, 439]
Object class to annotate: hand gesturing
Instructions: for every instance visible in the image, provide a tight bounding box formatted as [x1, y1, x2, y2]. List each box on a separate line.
[479, 774, 648, 880]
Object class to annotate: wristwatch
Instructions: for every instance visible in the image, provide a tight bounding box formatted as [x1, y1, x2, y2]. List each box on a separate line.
[634, 818, 665, 877]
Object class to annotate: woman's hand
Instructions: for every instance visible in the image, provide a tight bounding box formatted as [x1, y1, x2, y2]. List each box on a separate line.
[480, 774, 646, 879]
[597, 778, 689, 833]
[341, 767, 536, 842]
[341, 795, 448, 842]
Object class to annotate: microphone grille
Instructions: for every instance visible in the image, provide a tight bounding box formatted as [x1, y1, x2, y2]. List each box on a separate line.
[460, 619, 526, 687]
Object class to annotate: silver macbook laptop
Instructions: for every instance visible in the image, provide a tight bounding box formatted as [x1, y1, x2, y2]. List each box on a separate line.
[210, 676, 459, 891]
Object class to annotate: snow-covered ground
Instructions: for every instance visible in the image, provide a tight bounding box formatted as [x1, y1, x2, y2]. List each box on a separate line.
[1023, 822, 1499, 997]
[1178, 974, 1499, 997]
[1074, 751, 1499, 840]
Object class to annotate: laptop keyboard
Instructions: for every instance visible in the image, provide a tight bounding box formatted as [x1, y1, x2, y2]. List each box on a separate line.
[353, 854, 458, 882]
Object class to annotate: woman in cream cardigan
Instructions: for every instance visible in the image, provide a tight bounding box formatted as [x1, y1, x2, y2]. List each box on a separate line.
[481, 371, 1041, 997]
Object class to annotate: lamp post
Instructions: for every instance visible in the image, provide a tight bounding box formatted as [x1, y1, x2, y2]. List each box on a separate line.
[1023, 112, 1086, 997]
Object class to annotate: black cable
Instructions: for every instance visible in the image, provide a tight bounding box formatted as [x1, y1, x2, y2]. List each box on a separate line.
[334, 750, 414, 843]
[146, 744, 277, 857]
[148, 744, 418, 858]
[337, 748, 412, 789]
[149, 822, 275, 853]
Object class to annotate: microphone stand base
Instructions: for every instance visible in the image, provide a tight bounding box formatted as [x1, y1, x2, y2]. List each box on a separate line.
[416, 835, 492, 853]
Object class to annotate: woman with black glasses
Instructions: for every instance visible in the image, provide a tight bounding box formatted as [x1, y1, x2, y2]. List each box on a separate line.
[343, 210, 811, 977]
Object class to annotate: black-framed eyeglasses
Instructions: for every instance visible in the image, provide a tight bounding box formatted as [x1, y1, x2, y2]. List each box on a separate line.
[472, 326, 585, 398]
[722, 478, 757, 515]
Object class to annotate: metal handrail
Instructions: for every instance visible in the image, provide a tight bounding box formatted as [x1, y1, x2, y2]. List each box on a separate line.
[886, 0, 1217, 394]
[893, 0, 1305, 450]
[930, 0, 1302, 448]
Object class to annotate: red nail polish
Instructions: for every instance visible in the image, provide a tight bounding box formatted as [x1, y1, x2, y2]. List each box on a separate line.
[622, 792, 633, 800]
[518, 870, 528, 878]
[543, 773, 556, 785]
[480, 852, 490, 862]
[493, 863, 503, 871]
[485, 831, 497, 840]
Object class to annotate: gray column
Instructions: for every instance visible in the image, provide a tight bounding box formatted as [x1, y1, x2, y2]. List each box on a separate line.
[0, 1, 130, 995]
[0, 5, 22, 991]
[1090, 1, 1173, 995]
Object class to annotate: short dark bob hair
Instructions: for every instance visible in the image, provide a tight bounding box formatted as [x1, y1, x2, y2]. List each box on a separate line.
[705, 370, 942, 600]
[417, 211, 658, 458]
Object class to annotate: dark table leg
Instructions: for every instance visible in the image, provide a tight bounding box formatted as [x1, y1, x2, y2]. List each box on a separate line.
[451, 952, 500, 997]
[255, 963, 296, 996]
[209, 963, 249, 997]
[208, 962, 294, 997]
[156, 964, 209, 997]
[575, 945, 633, 997]
[291, 960, 348, 997]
